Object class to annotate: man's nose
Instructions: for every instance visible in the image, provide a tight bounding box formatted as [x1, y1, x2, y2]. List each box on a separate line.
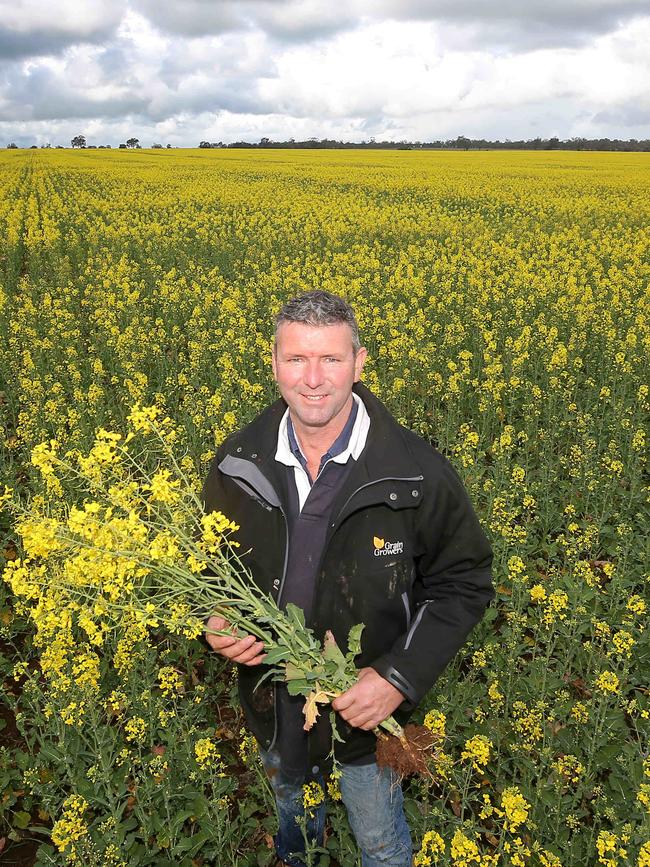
[303, 360, 325, 388]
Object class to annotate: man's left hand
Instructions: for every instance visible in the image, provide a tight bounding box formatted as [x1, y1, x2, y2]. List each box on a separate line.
[331, 668, 404, 730]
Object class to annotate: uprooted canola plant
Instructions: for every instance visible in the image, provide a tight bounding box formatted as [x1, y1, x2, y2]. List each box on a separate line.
[0, 147, 648, 865]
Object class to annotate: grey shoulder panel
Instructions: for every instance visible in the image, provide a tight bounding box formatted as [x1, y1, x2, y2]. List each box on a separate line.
[217, 454, 282, 509]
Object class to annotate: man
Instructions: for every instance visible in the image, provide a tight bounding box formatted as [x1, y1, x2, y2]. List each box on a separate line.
[203, 291, 493, 866]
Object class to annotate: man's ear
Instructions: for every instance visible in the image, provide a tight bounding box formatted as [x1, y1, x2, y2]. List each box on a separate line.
[354, 346, 368, 381]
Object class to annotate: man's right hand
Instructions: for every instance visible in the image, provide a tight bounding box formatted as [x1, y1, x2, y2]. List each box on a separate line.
[204, 615, 267, 666]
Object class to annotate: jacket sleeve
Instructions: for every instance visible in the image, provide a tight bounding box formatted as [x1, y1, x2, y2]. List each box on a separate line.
[371, 454, 494, 708]
[200, 437, 234, 517]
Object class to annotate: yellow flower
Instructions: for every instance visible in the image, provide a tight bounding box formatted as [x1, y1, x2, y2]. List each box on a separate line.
[415, 830, 446, 865]
[194, 737, 225, 774]
[488, 680, 504, 706]
[626, 595, 646, 617]
[501, 786, 530, 832]
[596, 830, 627, 866]
[157, 666, 184, 697]
[128, 404, 162, 433]
[31, 440, 63, 494]
[51, 794, 89, 855]
[450, 829, 481, 866]
[595, 671, 620, 694]
[125, 716, 147, 743]
[570, 702, 589, 724]
[638, 840, 650, 867]
[637, 783, 650, 814]
[302, 781, 324, 812]
[461, 734, 492, 773]
[423, 709, 446, 738]
[610, 630, 635, 659]
[146, 468, 181, 504]
[552, 754, 585, 786]
[530, 584, 546, 603]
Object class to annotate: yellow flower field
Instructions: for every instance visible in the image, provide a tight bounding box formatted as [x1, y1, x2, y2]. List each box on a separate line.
[0, 147, 648, 865]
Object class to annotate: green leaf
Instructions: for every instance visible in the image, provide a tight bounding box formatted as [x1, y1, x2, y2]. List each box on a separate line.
[285, 603, 305, 628]
[261, 645, 290, 665]
[330, 711, 345, 743]
[191, 795, 210, 818]
[346, 623, 365, 659]
[595, 744, 621, 764]
[13, 811, 32, 829]
[286, 678, 311, 696]
[170, 808, 199, 832]
[174, 829, 211, 852]
[322, 630, 346, 664]
[285, 661, 307, 680]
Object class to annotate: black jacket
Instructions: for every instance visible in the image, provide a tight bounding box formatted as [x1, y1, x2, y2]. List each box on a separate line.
[202, 382, 494, 766]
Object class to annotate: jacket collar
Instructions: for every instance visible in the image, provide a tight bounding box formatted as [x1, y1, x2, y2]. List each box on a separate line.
[221, 382, 423, 496]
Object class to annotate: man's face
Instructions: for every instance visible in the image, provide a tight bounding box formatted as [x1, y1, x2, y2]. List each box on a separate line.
[272, 321, 367, 438]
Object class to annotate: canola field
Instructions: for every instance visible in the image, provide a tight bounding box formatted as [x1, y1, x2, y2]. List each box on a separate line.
[0, 147, 648, 866]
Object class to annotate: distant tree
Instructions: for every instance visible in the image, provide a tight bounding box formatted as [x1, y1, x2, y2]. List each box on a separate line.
[151, 143, 163, 148]
[41, 142, 51, 148]
[126, 137, 139, 148]
[30, 145, 38, 148]
[71, 134, 86, 148]
[119, 143, 127, 149]
[260, 137, 271, 147]
[7, 142, 18, 148]
[199, 141, 211, 148]
[166, 143, 172, 148]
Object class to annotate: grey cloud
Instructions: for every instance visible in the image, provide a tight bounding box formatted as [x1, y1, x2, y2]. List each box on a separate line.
[132, 0, 358, 43]
[131, 0, 247, 38]
[0, 48, 276, 126]
[370, 0, 650, 49]
[146, 78, 276, 122]
[372, 0, 650, 31]
[593, 101, 650, 127]
[0, 1, 125, 59]
[0, 63, 148, 122]
[133, 0, 650, 50]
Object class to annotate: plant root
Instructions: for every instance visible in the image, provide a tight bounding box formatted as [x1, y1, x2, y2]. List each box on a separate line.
[375, 723, 437, 779]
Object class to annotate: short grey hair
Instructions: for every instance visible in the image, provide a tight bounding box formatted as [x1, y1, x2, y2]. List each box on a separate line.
[274, 290, 361, 354]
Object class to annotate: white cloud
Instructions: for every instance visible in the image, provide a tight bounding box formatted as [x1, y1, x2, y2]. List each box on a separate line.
[0, 2, 649, 145]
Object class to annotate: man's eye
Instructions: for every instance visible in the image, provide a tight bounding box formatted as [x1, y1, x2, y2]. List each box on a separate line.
[325, 357, 339, 363]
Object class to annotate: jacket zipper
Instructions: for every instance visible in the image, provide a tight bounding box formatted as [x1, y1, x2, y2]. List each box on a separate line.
[268, 504, 289, 753]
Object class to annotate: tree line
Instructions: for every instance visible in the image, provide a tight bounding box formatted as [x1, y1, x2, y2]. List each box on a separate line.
[7, 135, 650, 152]
[200, 135, 650, 152]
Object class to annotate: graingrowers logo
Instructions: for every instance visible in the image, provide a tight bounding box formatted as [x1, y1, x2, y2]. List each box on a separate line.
[373, 536, 404, 557]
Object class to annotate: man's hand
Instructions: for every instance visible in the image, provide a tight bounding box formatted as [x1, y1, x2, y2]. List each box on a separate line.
[204, 615, 266, 666]
[331, 668, 404, 731]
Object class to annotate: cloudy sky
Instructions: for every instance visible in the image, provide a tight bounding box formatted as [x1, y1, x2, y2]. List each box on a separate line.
[2, 0, 650, 147]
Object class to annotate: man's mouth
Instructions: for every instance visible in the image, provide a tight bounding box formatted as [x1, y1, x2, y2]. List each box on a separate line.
[302, 394, 328, 401]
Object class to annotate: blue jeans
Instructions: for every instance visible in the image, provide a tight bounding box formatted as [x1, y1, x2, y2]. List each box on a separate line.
[259, 747, 412, 867]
